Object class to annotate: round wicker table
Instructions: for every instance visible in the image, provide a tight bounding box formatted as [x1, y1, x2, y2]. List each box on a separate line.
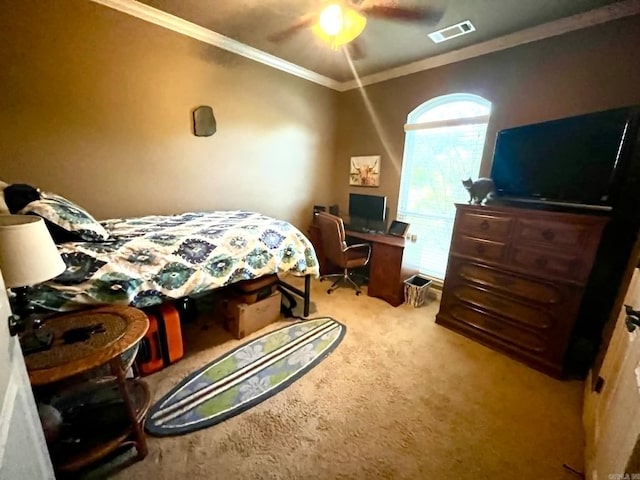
[25, 305, 150, 475]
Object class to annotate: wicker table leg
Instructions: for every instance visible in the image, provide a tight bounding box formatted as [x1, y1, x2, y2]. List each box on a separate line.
[109, 358, 148, 461]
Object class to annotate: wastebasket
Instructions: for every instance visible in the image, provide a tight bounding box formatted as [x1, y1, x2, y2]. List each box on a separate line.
[404, 274, 432, 308]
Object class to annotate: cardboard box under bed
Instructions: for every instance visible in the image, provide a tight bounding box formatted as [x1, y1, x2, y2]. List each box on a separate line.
[224, 290, 282, 339]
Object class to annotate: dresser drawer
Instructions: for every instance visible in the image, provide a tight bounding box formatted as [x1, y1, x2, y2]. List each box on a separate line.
[508, 246, 585, 283]
[452, 235, 507, 263]
[457, 211, 512, 241]
[448, 304, 547, 353]
[450, 284, 554, 331]
[455, 261, 563, 305]
[513, 218, 591, 251]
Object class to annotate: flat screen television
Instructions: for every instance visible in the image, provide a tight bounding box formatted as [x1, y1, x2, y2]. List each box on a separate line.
[490, 106, 640, 211]
[349, 193, 387, 224]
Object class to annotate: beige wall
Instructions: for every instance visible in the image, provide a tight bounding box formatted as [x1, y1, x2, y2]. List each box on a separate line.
[334, 15, 640, 222]
[0, 0, 337, 229]
[3, 2, 640, 231]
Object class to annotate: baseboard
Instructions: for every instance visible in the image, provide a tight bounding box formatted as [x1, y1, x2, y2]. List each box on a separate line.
[428, 286, 442, 301]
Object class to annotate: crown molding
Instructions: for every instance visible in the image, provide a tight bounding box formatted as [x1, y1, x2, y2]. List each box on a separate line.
[91, 0, 640, 93]
[339, 0, 640, 91]
[90, 0, 342, 90]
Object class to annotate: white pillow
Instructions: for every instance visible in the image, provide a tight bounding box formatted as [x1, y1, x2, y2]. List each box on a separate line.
[0, 181, 9, 214]
[19, 192, 110, 242]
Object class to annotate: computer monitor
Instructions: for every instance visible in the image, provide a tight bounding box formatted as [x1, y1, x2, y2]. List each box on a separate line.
[349, 194, 387, 226]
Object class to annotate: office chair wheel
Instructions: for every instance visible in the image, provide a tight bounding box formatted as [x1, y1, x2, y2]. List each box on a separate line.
[327, 289, 333, 294]
[356, 291, 361, 296]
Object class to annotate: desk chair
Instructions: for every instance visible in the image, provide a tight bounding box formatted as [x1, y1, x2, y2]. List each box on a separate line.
[316, 212, 371, 295]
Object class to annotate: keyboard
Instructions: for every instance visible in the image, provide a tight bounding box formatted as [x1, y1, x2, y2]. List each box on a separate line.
[345, 225, 385, 235]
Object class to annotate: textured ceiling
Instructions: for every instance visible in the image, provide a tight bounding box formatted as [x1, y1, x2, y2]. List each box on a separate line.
[139, 0, 624, 81]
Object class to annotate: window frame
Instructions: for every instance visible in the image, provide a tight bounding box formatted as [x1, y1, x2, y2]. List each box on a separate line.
[398, 93, 492, 280]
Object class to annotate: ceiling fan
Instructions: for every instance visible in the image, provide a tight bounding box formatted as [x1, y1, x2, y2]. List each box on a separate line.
[268, 1, 444, 58]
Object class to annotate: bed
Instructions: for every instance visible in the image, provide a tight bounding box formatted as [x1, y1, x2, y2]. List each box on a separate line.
[24, 209, 319, 316]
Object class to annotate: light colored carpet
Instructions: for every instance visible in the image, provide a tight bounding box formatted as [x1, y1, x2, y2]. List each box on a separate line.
[114, 277, 585, 480]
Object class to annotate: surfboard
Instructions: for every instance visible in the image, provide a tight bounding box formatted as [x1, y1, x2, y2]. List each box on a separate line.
[145, 317, 346, 436]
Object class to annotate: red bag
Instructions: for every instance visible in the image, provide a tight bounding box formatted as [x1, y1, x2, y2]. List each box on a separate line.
[136, 304, 183, 376]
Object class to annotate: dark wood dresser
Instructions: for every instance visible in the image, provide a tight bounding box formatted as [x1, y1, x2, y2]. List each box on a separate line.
[436, 203, 609, 377]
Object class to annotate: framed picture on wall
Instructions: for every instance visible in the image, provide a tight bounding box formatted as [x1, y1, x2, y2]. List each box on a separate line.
[350, 155, 380, 187]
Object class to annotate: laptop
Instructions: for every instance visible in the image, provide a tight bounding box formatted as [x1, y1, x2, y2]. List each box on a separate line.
[387, 220, 410, 237]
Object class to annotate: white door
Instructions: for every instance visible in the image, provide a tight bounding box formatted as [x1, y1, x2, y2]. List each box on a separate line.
[0, 270, 55, 480]
[585, 266, 640, 479]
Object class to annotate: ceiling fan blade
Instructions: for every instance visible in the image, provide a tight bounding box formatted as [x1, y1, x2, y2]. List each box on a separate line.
[267, 14, 316, 43]
[360, 5, 444, 23]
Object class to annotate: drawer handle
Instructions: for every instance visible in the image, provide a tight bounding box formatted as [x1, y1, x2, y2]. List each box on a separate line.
[535, 256, 549, 268]
[542, 229, 555, 241]
[479, 220, 490, 231]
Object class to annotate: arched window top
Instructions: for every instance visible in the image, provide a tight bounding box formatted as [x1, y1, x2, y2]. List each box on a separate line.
[408, 93, 491, 124]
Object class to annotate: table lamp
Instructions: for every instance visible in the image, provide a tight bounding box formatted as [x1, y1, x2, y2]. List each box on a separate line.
[0, 214, 66, 352]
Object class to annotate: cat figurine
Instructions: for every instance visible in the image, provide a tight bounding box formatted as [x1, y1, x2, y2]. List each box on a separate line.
[462, 177, 495, 205]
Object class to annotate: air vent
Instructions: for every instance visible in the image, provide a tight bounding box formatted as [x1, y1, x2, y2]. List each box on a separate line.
[428, 20, 476, 44]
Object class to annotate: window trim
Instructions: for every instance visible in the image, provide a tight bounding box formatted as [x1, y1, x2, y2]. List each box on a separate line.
[404, 114, 491, 131]
[407, 93, 492, 125]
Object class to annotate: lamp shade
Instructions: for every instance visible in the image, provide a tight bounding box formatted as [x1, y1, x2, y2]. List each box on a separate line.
[0, 215, 66, 288]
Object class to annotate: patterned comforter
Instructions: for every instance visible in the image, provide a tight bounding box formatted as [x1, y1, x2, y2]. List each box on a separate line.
[28, 211, 319, 311]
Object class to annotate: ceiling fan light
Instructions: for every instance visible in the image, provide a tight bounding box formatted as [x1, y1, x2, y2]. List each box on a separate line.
[318, 4, 343, 36]
[313, 5, 367, 49]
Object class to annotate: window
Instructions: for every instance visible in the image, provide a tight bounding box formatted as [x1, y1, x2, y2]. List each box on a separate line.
[398, 93, 491, 280]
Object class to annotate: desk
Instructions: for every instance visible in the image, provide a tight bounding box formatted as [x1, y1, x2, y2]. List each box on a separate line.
[309, 224, 406, 306]
[26, 306, 150, 475]
[346, 230, 406, 306]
